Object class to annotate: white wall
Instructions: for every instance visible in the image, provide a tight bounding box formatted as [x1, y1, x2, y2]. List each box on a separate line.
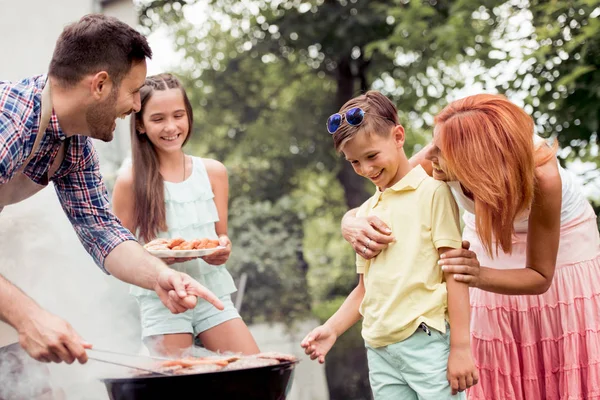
[0, 0, 135, 187]
[0, 0, 94, 82]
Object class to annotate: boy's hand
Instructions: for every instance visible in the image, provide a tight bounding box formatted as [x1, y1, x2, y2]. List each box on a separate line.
[300, 325, 337, 364]
[447, 345, 478, 395]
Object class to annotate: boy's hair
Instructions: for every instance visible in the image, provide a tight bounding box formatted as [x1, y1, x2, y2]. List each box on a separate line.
[333, 91, 399, 152]
[48, 14, 152, 87]
[435, 94, 556, 256]
[130, 73, 193, 242]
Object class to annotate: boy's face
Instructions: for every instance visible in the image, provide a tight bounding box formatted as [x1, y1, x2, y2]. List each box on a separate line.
[342, 126, 405, 190]
[425, 127, 450, 181]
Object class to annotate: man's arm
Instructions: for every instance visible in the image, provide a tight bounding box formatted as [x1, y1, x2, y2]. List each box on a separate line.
[53, 140, 223, 311]
[0, 275, 90, 364]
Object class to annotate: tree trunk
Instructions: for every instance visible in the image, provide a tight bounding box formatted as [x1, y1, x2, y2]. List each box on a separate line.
[335, 56, 371, 209]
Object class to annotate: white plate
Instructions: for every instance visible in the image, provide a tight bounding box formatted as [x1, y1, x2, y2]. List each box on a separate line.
[147, 246, 225, 258]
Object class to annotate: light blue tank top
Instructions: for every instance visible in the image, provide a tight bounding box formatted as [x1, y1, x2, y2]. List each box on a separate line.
[130, 156, 236, 297]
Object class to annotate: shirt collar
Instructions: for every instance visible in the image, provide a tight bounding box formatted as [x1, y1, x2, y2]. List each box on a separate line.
[380, 165, 429, 193]
[39, 75, 67, 142]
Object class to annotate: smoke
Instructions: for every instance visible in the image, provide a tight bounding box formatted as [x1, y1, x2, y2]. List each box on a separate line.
[0, 185, 142, 399]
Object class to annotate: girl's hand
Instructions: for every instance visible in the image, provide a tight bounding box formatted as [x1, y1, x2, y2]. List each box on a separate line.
[438, 241, 481, 287]
[300, 325, 337, 364]
[163, 257, 198, 265]
[201, 235, 231, 265]
[447, 345, 479, 395]
[341, 214, 395, 260]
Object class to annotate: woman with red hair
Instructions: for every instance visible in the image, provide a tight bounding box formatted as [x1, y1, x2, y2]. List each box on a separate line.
[341, 94, 600, 399]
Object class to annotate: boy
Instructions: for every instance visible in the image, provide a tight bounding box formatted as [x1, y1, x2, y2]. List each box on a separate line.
[301, 91, 478, 398]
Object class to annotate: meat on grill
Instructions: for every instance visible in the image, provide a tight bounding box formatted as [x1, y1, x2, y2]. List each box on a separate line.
[133, 352, 297, 377]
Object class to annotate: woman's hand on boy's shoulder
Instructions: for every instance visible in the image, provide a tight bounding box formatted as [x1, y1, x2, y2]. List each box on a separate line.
[447, 344, 479, 394]
[438, 241, 481, 286]
[341, 213, 395, 260]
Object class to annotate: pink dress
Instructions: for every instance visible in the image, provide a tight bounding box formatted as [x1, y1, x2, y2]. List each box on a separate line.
[448, 163, 600, 400]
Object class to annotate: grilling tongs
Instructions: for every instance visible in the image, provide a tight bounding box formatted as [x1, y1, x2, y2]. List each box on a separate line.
[87, 348, 174, 376]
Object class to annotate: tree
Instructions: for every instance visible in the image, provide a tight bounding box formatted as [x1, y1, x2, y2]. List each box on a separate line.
[505, 0, 599, 148]
[136, 1, 514, 397]
[139, 0, 507, 208]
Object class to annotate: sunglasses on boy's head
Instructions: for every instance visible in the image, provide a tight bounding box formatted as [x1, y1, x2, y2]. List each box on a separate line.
[327, 107, 365, 134]
[326, 107, 396, 134]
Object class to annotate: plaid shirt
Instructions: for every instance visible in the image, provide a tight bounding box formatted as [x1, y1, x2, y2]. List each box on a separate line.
[0, 75, 135, 271]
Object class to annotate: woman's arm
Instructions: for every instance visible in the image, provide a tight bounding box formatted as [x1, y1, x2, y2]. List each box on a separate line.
[440, 160, 562, 295]
[340, 209, 395, 259]
[408, 142, 434, 175]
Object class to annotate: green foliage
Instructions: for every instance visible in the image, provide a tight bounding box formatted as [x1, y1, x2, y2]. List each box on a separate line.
[501, 0, 600, 150]
[227, 195, 312, 325]
[137, 1, 600, 397]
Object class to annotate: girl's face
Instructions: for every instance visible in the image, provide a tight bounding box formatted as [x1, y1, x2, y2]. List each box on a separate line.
[425, 128, 451, 181]
[138, 88, 189, 153]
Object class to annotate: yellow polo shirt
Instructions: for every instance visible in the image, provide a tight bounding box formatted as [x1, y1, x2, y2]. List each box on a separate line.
[357, 165, 462, 348]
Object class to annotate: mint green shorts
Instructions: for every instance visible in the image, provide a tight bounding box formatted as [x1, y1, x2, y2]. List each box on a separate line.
[365, 323, 466, 400]
[136, 293, 240, 339]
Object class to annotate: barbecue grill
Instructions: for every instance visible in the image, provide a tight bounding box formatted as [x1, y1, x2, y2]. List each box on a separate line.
[102, 360, 297, 400]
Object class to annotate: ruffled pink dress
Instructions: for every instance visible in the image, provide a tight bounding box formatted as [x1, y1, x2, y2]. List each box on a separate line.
[448, 162, 600, 400]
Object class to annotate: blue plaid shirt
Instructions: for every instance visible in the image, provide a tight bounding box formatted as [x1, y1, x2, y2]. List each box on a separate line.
[0, 75, 136, 271]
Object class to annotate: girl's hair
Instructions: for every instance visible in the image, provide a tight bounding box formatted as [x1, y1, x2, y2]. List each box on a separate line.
[333, 90, 399, 152]
[130, 73, 194, 242]
[434, 94, 556, 256]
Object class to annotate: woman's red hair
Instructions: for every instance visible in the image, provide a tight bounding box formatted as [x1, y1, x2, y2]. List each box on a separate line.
[435, 94, 556, 256]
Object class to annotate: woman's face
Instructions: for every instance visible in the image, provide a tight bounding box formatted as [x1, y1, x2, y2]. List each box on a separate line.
[424, 128, 451, 181]
[138, 88, 189, 153]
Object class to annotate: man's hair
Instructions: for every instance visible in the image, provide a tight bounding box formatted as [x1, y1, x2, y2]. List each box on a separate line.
[332, 90, 399, 152]
[48, 14, 152, 86]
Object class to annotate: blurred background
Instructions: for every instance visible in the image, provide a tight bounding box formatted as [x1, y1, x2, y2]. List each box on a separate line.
[0, 0, 598, 399]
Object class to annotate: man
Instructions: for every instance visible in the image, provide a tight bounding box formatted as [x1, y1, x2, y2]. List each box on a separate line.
[0, 14, 223, 370]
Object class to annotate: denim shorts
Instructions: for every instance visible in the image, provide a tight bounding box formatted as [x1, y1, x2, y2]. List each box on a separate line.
[365, 323, 466, 400]
[136, 293, 241, 339]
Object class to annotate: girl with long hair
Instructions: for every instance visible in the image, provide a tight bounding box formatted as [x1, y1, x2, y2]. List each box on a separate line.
[112, 73, 259, 357]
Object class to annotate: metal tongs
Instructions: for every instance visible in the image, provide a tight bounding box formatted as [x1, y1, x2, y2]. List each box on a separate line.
[87, 348, 174, 376]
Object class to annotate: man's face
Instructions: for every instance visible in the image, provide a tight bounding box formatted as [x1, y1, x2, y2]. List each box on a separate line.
[86, 60, 147, 142]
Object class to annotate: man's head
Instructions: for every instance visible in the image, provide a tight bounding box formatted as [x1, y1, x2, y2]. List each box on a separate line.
[48, 14, 152, 141]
